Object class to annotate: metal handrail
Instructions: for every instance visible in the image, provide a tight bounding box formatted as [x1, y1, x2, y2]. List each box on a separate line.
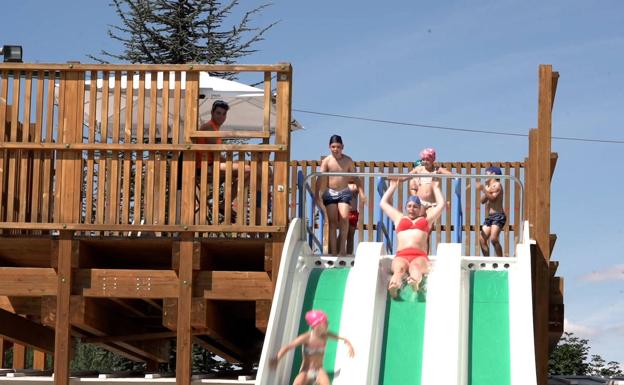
[301, 172, 524, 253]
[453, 178, 463, 244]
[376, 177, 394, 254]
[297, 171, 324, 253]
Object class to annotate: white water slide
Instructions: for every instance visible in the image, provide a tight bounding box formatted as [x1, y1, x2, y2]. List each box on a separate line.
[255, 218, 537, 385]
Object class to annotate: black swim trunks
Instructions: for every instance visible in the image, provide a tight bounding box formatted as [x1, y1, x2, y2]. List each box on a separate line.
[483, 212, 507, 228]
[322, 188, 352, 206]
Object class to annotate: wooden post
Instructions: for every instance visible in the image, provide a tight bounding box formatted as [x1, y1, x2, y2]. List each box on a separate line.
[527, 129, 538, 237]
[270, 64, 292, 280]
[175, 69, 198, 385]
[532, 64, 557, 385]
[0, 338, 11, 367]
[53, 66, 84, 385]
[536, 65, 553, 261]
[33, 350, 46, 370]
[12, 344, 26, 369]
[54, 234, 74, 385]
[175, 236, 193, 385]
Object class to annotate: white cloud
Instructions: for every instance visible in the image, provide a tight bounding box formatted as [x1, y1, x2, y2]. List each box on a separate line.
[579, 264, 624, 282]
[564, 318, 600, 337]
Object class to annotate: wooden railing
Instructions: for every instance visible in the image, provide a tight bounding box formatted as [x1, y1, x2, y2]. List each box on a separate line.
[0, 63, 292, 235]
[288, 160, 525, 256]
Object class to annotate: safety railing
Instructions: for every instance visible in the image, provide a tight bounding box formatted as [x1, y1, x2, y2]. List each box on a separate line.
[375, 177, 464, 254]
[299, 172, 524, 256]
[297, 170, 324, 253]
[0, 63, 293, 236]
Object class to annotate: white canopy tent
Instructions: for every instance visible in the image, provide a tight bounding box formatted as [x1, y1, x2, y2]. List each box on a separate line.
[55, 71, 302, 139]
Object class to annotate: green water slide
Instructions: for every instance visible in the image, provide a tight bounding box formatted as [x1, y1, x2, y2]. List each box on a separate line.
[468, 270, 511, 385]
[289, 268, 351, 384]
[378, 286, 427, 385]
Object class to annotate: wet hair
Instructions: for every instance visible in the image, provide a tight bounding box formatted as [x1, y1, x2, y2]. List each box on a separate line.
[211, 100, 230, 113]
[329, 134, 343, 145]
[485, 166, 502, 176]
[407, 195, 421, 206]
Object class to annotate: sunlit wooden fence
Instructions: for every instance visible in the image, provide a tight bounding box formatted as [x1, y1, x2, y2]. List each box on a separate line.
[0, 63, 292, 235]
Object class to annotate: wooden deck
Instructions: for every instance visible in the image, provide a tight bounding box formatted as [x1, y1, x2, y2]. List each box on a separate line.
[0, 63, 562, 385]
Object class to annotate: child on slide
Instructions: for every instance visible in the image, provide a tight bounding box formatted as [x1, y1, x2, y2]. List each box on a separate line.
[271, 310, 355, 385]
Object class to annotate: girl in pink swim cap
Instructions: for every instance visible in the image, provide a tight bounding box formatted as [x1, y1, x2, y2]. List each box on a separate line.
[271, 309, 354, 385]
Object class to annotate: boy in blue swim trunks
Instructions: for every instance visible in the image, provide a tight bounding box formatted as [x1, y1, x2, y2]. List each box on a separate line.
[478, 166, 506, 256]
[315, 135, 366, 256]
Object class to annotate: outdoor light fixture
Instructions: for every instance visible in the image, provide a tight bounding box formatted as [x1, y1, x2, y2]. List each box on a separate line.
[1, 45, 23, 63]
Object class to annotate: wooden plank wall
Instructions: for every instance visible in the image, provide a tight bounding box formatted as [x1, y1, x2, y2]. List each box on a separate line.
[289, 160, 525, 256]
[0, 64, 290, 235]
[0, 69, 58, 235]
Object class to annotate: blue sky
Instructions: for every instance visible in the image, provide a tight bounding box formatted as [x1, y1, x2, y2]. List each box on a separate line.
[2, 0, 623, 365]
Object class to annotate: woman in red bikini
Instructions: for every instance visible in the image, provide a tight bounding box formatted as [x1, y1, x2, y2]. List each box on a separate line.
[380, 179, 445, 298]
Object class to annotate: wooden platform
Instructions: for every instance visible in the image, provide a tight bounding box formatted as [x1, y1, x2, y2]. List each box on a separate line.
[0, 62, 563, 385]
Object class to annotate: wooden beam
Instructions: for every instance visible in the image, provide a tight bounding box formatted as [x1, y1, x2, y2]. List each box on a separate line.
[198, 271, 273, 300]
[549, 234, 558, 257]
[550, 152, 558, 182]
[0, 63, 290, 72]
[83, 331, 183, 343]
[549, 260, 559, 278]
[0, 308, 55, 353]
[189, 130, 271, 139]
[551, 72, 559, 111]
[0, 268, 272, 299]
[255, 300, 271, 333]
[42, 296, 169, 363]
[162, 299, 246, 362]
[0, 268, 57, 296]
[0, 297, 42, 315]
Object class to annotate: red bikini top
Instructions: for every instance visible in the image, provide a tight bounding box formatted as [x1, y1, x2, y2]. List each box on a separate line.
[396, 217, 431, 234]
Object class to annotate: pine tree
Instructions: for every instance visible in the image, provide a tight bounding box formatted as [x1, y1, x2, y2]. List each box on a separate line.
[91, 0, 277, 74]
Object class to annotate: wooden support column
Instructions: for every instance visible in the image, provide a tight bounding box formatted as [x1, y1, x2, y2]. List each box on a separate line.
[176, 70, 198, 385]
[54, 234, 74, 384]
[533, 64, 557, 385]
[53, 66, 84, 385]
[0, 338, 11, 367]
[33, 350, 46, 370]
[176, 236, 194, 384]
[269, 64, 292, 289]
[535, 64, 553, 261]
[12, 343, 26, 369]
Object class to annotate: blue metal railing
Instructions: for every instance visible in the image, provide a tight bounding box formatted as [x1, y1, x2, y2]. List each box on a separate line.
[453, 178, 462, 244]
[298, 172, 523, 256]
[297, 171, 324, 253]
[375, 177, 464, 253]
[375, 177, 394, 254]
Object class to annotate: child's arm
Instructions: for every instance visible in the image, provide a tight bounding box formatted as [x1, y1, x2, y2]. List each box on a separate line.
[380, 179, 403, 224]
[328, 333, 355, 358]
[271, 333, 309, 367]
[425, 181, 446, 224]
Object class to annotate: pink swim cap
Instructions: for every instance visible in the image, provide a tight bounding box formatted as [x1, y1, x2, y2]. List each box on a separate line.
[420, 148, 436, 161]
[305, 310, 328, 328]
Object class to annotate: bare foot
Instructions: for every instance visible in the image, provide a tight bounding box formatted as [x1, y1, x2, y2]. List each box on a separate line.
[407, 276, 422, 292]
[388, 276, 402, 299]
